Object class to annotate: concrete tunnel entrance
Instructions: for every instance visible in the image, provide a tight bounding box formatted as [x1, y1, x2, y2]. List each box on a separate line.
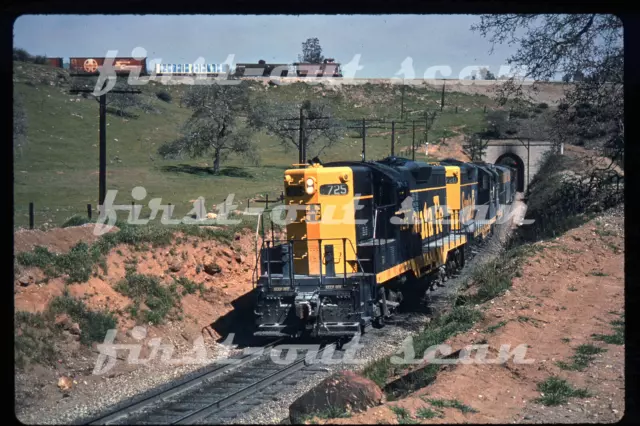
[496, 153, 526, 192]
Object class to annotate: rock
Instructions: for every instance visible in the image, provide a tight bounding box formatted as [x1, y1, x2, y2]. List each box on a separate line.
[289, 370, 384, 423]
[196, 264, 202, 274]
[234, 233, 242, 241]
[206, 212, 217, 220]
[235, 254, 245, 264]
[169, 260, 183, 272]
[55, 314, 73, 329]
[70, 323, 81, 335]
[57, 376, 73, 391]
[204, 262, 222, 275]
[17, 275, 31, 286]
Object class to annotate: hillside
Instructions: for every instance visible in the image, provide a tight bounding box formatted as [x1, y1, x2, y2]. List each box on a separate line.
[13, 61, 511, 228]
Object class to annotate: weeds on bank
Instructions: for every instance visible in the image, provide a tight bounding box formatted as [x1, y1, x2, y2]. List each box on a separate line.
[535, 376, 590, 406]
[424, 398, 478, 414]
[115, 272, 182, 325]
[362, 306, 483, 392]
[556, 344, 607, 371]
[592, 312, 624, 345]
[15, 295, 117, 369]
[16, 219, 254, 284]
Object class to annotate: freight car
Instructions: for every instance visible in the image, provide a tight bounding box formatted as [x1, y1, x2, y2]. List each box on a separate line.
[154, 63, 229, 76]
[293, 59, 342, 77]
[45, 57, 63, 68]
[234, 61, 290, 77]
[69, 57, 148, 75]
[253, 156, 515, 341]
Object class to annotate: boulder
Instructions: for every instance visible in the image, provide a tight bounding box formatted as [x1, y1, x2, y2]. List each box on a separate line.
[289, 370, 384, 423]
[70, 322, 81, 336]
[204, 261, 222, 275]
[57, 376, 73, 392]
[169, 259, 183, 272]
[55, 314, 73, 329]
[17, 275, 31, 286]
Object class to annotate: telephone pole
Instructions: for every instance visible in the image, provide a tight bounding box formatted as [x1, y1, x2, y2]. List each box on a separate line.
[277, 106, 332, 167]
[69, 81, 141, 209]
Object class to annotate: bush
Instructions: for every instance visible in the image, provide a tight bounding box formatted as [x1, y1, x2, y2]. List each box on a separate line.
[510, 109, 530, 119]
[17, 242, 101, 283]
[48, 295, 117, 344]
[13, 47, 32, 62]
[61, 214, 91, 228]
[536, 102, 549, 109]
[15, 311, 59, 369]
[156, 90, 172, 103]
[34, 55, 47, 65]
[115, 272, 181, 325]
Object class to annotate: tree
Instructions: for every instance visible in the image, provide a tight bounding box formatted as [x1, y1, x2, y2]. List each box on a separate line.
[485, 70, 497, 80]
[471, 14, 623, 160]
[462, 133, 490, 161]
[158, 84, 257, 174]
[248, 98, 342, 161]
[299, 38, 325, 63]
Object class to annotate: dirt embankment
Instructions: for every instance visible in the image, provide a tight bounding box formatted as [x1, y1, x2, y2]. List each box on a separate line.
[13, 224, 266, 424]
[314, 207, 624, 424]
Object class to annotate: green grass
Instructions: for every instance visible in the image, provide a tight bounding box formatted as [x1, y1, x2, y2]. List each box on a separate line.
[15, 311, 59, 369]
[534, 376, 590, 406]
[14, 61, 505, 228]
[15, 219, 255, 284]
[561, 337, 571, 343]
[424, 398, 478, 414]
[390, 406, 417, 423]
[592, 313, 624, 345]
[299, 405, 352, 422]
[416, 406, 442, 419]
[114, 271, 182, 325]
[362, 306, 483, 390]
[16, 242, 101, 283]
[464, 244, 541, 305]
[483, 320, 508, 333]
[173, 276, 207, 296]
[48, 295, 117, 344]
[556, 344, 607, 371]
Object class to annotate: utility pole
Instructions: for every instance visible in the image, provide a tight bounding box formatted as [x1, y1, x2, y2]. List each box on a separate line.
[400, 82, 405, 120]
[69, 81, 141, 209]
[412, 121, 416, 161]
[299, 107, 304, 165]
[362, 118, 366, 161]
[391, 121, 395, 156]
[277, 107, 331, 167]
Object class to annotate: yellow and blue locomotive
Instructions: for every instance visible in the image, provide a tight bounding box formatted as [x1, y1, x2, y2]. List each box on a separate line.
[253, 156, 515, 338]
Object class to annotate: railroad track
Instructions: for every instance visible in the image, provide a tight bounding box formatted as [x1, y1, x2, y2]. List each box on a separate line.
[80, 338, 337, 425]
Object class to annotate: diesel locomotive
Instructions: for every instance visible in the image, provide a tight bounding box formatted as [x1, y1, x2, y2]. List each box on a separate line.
[253, 156, 516, 339]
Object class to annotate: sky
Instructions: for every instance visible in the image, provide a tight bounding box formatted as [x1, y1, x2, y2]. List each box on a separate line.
[14, 15, 532, 79]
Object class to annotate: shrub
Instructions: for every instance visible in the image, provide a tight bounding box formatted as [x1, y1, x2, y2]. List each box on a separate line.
[115, 272, 181, 324]
[48, 295, 117, 344]
[537, 102, 549, 109]
[13, 47, 32, 62]
[61, 214, 91, 228]
[34, 55, 48, 65]
[156, 90, 172, 103]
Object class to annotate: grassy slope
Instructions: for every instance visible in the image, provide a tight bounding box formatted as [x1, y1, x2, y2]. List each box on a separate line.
[14, 62, 499, 228]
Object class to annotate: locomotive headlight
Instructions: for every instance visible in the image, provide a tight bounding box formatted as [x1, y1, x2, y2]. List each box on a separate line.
[305, 178, 316, 194]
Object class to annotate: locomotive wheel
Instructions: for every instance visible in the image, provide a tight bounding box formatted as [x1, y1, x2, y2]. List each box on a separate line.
[373, 314, 385, 328]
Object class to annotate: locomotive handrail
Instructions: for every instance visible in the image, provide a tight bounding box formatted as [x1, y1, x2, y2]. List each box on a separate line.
[257, 237, 366, 288]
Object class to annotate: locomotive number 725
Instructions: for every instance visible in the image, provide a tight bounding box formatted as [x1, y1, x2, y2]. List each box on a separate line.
[320, 183, 348, 195]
